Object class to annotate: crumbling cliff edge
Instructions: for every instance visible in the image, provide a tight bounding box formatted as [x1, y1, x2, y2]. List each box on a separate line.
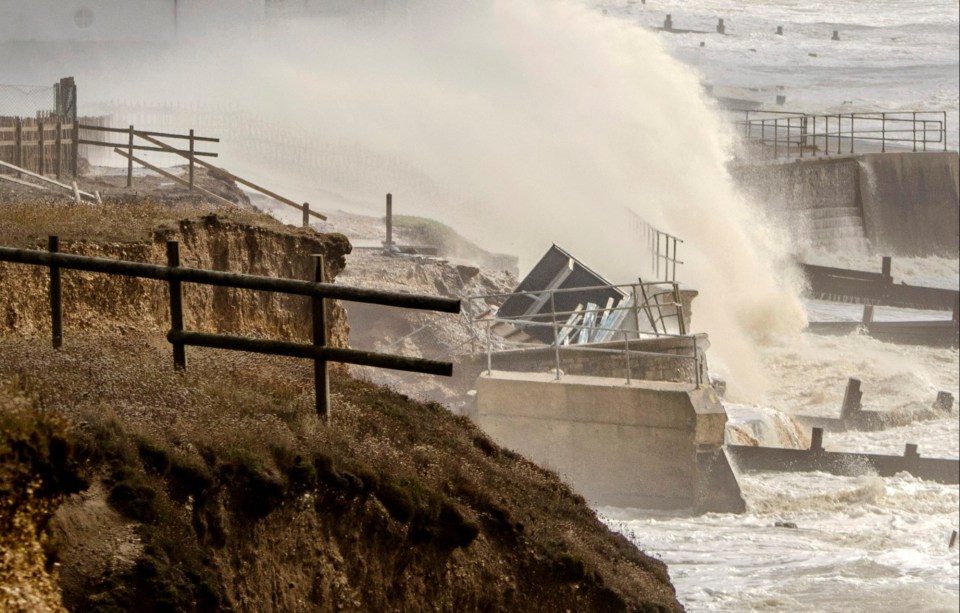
[0, 200, 683, 612]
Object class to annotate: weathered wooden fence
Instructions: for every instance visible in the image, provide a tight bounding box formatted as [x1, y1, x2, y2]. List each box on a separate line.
[0, 237, 461, 421]
[79, 123, 220, 189]
[0, 77, 79, 178]
[0, 116, 78, 179]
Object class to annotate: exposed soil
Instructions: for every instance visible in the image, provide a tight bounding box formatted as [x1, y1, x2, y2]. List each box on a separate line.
[0, 197, 683, 612]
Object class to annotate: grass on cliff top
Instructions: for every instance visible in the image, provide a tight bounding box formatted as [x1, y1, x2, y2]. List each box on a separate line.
[0, 200, 286, 248]
[0, 336, 680, 612]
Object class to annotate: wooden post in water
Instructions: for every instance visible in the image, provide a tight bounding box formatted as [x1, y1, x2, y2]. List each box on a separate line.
[881, 256, 892, 281]
[810, 427, 824, 452]
[48, 236, 63, 349]
[840, 377, 863, 423]
[861, 305, 874, 324]
[312, 254, 330, 421]
[303, 202, 310, 228]
[167, 241, 186, 371]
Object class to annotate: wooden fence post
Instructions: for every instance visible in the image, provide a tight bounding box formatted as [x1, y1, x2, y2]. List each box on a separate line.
[188, 128, 195, 191]
[126, 125, 134, 188]
[71, 121, 79, 177]
[14, 118, 22, 178]
[385, 193, 393, 247]
[312, 254, 329, 421]
[167, 240, 186, 370]
[38, 118, 45, 176]
[55, 120, 63, 180]
[49, 236, 63, 349]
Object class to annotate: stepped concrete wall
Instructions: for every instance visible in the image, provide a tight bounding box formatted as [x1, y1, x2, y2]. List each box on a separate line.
[730, 151, 959, 256]
[858, 152, 959, 256]
[473, 371, 744, 514]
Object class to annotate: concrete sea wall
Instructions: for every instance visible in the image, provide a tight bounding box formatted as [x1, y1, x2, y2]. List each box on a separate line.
[730, 151, 959, 256]
[473, 371, 744, 514]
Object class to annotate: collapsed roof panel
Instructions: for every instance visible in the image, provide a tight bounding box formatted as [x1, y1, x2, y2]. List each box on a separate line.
[498, 244, 625, 344]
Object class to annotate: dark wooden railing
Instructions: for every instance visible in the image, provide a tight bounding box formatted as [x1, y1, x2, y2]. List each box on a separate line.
[0, 238, 461, 421]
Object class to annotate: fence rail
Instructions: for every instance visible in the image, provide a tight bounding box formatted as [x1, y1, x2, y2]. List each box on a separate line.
[0, 238, 460, 420]
[736, 110, 948, 159]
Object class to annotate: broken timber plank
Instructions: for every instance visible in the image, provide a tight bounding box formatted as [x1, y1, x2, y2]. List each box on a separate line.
[802, 261, 958, 311]
[112, 148, 236, 208]
[0, 159, 97, 201]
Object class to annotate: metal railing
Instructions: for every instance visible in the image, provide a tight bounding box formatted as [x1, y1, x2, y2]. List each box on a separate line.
[628, 210, 684, 283]
[465, 281, 701, 386]
[736, 110, 948, 159]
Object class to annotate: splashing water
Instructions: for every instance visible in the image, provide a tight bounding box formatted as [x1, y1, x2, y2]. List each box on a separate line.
[64, 0, 807, 399]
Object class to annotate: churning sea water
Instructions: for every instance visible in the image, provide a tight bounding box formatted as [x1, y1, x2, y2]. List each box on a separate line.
[599, 0, 960, 148]
[595, 1, 959, 611]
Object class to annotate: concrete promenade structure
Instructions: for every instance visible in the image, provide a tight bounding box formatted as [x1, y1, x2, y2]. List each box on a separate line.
[473, 371, 745, 514]
[731, 151, 959, 256]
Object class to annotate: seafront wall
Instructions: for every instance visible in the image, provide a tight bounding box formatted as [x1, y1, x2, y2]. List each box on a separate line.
[473, 371, 745, 514]
[730, 151, 959, 256]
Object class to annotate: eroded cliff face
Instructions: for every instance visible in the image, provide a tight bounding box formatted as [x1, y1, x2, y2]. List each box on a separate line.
[0, 205, 684, 613]
[0, 214, 352, 349]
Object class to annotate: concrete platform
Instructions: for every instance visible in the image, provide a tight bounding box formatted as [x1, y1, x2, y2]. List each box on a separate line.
[472, 371, 744, 514]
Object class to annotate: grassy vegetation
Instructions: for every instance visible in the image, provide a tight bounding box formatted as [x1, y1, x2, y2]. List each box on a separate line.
[0, 200, 284, 248]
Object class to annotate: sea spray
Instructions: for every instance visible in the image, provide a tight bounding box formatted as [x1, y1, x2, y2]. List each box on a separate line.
[78, 0, 807, 399]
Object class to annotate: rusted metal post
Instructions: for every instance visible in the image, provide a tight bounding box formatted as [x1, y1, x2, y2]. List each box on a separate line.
[188, 128, 195, 191]
[623, 331, 631, 385]
[837, 114, 842, 154]
[167, 240, 186, 371]
[673, 283, 686, 335]
[302, 202, 310, 228]
[810, 427, 824, 452]
[882, 112, 886, 152]
[126, 125, 134, 188]
[385, 193, 394, 247]
[48, 236, 62, 349]
[774, 118, 779, 157]
[550, 291, 561, 380]
[840, 377, 862, 423]
[486, 319, 492, 375]
[912, 112, 917, 152]
[692, 335, 700, 386]
[849, 113, 855, 154]
[312, 254, 330, 421]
